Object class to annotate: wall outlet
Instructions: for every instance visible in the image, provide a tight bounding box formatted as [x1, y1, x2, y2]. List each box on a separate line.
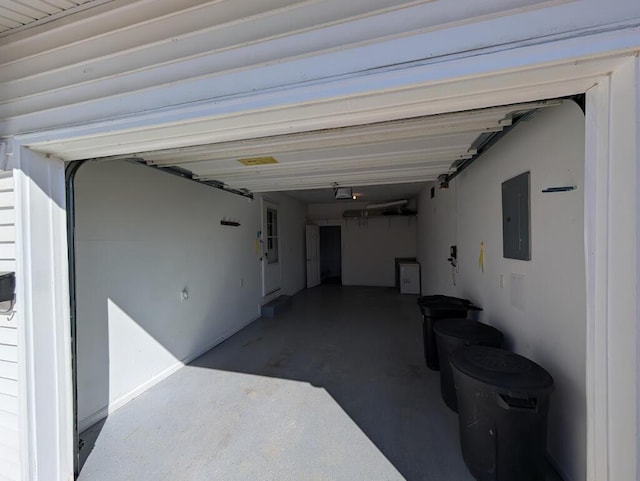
[240, 278, 244, 287]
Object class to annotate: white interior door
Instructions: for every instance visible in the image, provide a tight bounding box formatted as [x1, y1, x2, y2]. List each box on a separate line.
[306, 224, 321, 288]
[262, 200, 281, 296]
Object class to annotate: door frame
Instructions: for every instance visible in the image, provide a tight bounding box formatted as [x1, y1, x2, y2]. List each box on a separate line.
[261, 198, 282, 297]
[10, 52, 639, 481]
[318, 223, 343, 285]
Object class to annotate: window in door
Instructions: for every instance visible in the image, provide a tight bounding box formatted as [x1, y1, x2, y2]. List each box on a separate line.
[266, 208, 279, 264]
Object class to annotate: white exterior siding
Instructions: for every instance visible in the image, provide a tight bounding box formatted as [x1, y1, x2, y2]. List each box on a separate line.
[0, 170, 19, 481]
[1, 0, 639, 136]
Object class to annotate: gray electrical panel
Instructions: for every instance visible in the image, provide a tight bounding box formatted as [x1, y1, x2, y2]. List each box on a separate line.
[502, 171, 530, 260]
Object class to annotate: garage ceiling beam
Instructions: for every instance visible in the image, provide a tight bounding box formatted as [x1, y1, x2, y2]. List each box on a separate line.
[130, 161, 254, 199]
[225, 165, 448, 191]
[137, 118, 508, 167]
[69, 100, 563, 197]
[439, 107, 543, 187]
[199, 162, 452, 184]
[189, 149, 473, 179]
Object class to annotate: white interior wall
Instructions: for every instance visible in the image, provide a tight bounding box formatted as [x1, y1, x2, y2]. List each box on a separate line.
[307, 203, 417, 287]
[75, 161, 306, 430]
[342, 217, 417, 287]
[417, 102, 586, 481]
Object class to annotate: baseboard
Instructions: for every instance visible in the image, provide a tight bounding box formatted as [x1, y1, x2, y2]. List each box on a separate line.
[78, 315, 260, 433]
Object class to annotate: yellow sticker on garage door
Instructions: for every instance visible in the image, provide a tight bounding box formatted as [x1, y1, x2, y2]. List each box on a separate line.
[237, 157, 279, 166]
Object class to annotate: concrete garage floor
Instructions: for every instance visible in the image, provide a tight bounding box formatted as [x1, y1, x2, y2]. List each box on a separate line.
[77, 286, 556, 481]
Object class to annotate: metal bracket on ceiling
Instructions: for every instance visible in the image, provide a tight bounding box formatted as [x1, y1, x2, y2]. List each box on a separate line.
[438, 109, 537, 188]
[126, 159, 254, 200]
[437, 94, 585, 188]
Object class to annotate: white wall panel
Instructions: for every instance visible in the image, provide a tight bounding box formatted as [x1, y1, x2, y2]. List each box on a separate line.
[417, 102, 586, 481]
[0, 244, 16, 262]
[307, 203, 417, 287]
[0, 262, 15, 273]
[0, 394, 17, 415]
[0, 329, 16, 347]
[342, 217, 417, 287]
[0, 361, 17, 381]
[0, 378, 17, 397]
[0, 346, 16, 364]
[0, 459, 19, 481]
[0, 210, 14, 227]
[0, 227, 15, 243]
[74, 161, 306, 430]
[0, 410, 17, 431]
[0, 426, 18, 459]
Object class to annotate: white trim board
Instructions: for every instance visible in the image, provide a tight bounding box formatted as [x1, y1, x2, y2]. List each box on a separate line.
[584, 57, 640, 481]
[10, 46, 640, 481]
[14, 146, 73, 481]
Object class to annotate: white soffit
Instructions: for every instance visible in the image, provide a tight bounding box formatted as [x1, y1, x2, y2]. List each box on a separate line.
[44, 99, 561, 193]
[0, 0, 100, 35]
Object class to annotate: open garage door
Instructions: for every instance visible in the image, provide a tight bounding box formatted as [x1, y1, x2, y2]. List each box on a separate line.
[31, 100, 561, 197]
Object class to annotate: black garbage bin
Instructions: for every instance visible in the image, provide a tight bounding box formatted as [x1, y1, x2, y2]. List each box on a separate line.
[433, 319, 503, 412]
[417, 296, 481, 370]
[451, 346, 554, 481]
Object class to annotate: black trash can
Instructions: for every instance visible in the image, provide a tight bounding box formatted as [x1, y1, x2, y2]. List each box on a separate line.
[433, 319, 503, 412]
[451, 346, 554, 481]
[417, 296, 481, 371]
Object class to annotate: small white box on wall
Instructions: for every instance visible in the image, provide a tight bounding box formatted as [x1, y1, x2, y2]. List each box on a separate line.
[400, 262, 420, 294]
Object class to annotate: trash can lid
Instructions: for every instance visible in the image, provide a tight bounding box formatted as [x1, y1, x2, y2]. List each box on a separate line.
[451, 346, 554, 394]
[417, 295, 472, 307]
[434, 319, 504, 343]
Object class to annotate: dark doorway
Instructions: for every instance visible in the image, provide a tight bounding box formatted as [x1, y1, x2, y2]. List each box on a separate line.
[319, 226, 342, 285]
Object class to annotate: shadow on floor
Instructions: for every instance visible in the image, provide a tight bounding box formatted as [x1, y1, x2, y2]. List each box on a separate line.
[187, 285, 467, 480]
[78, 418, 107, 471]
[79, 285, 562, 481]
[188, 285, 563, 481]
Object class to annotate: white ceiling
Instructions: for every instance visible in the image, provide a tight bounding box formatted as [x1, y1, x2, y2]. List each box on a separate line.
[0, 0, 99, 35]
[123, 101, 558, 196]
